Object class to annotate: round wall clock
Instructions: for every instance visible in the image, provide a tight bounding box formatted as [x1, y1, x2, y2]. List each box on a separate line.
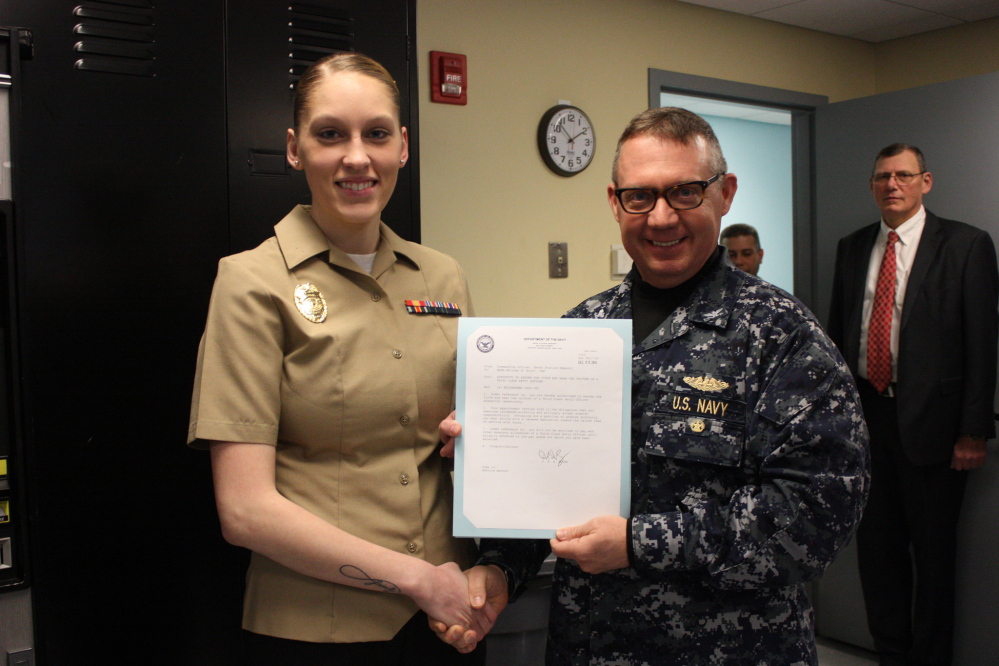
[537, 104, 595, 176]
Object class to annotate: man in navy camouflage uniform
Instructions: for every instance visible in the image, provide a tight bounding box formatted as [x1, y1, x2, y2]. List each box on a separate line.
[433, 107, 870, 665]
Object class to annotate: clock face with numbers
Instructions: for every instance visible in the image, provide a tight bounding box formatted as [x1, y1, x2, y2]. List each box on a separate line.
[537, 105, 595, 176]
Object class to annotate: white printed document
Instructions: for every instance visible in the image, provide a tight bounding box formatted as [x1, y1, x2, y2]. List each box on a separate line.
[453, 317, 632, 539]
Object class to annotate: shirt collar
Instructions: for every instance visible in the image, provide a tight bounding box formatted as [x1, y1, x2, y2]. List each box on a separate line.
[274, 205, 419, 274]
[880, 204, 925, 247]
[628, 248, 742, 351]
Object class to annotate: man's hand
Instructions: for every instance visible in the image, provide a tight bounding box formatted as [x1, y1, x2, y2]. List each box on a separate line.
[467, 564, 509, 623]
[952, 435, 988, 470]
[429, 564, 509, 653]
[438, 411, 461, 458]
[550, 515, 629, 574]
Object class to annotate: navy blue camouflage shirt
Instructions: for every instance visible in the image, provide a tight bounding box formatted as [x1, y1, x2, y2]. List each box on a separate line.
[479, 253, 870, 666]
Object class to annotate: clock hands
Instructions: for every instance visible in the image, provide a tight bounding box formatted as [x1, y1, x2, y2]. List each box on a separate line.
[561, 119, 588, 146]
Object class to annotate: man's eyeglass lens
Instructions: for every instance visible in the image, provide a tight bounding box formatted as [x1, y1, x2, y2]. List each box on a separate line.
[617, 174, 722, 214]
[872, 171, 924, 185]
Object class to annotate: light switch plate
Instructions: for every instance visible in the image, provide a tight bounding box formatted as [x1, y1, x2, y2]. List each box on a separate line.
[548, 242, 568, 278]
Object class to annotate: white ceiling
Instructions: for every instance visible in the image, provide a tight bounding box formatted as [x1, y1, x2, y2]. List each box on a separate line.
[676, 0, 999, 42]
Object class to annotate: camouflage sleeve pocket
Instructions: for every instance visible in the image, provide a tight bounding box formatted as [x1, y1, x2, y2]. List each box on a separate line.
[755, 341, 837, 426]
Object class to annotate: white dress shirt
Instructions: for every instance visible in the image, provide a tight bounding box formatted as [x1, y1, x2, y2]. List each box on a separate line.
[858, 205, 926, 384]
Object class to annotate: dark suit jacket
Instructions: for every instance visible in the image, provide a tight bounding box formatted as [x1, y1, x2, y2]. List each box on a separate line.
[828, 210, 999, 465]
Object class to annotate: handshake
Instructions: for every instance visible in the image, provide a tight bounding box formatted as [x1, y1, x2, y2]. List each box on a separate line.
[423, 563, 509, 653]
[427, 416, 508, 653]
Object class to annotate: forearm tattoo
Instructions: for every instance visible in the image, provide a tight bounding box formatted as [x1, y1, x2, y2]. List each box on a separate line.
[339, 564, 401, 593]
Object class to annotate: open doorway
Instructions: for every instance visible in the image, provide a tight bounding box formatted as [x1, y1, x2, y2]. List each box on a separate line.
[660, 93, 794, 292]
[649, 70, 826, 309]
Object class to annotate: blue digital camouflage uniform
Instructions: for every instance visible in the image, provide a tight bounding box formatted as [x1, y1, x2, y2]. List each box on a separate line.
[479, 254, 870, 666]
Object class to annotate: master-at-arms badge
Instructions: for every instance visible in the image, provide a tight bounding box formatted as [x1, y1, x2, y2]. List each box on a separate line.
[294, 283, 327, 323]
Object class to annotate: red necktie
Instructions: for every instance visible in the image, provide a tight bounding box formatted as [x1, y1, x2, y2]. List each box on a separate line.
[868, 230, 899, 393]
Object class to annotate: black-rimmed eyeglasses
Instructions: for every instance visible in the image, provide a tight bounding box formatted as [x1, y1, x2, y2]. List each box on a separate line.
[614, 173, 724, 214]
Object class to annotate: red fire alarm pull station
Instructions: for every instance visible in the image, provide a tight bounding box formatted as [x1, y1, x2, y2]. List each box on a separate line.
[430, 51, 467, 105]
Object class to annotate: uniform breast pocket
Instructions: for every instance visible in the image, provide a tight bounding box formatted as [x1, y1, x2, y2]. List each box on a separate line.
[642, 379, 747, 468]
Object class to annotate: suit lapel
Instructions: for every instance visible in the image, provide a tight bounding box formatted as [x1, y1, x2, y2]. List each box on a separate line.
[901, 211, 941, 331]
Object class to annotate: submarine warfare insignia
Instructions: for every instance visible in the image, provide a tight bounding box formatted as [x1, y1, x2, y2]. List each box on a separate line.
[683, 376, 729, 392]
[294, 283, 327, 323]
[404, 300, 462, 315]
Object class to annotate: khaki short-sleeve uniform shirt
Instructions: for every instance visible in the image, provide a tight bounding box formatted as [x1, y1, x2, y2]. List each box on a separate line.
[188, 205, 477, 642]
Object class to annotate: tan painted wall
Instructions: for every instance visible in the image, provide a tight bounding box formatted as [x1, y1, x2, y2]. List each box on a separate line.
[414, 0, 996, 316]
[874, 17, 999, 94]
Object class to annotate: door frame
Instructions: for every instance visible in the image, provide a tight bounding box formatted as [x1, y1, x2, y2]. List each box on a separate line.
[648, 69, 827, 310]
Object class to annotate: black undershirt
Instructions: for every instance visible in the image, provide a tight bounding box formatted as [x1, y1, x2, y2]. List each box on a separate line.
[625, 246, 724, 566]
[630, 247, 725, 345]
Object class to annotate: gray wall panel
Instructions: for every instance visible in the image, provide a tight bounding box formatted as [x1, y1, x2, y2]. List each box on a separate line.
[814, 70, 999, 664]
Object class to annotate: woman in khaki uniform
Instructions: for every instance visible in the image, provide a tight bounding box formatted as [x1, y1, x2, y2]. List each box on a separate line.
[188, 53, 487, 664]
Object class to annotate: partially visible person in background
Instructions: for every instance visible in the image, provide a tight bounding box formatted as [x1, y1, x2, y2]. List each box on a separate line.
[720, 222, 764, 276]
[188, 52, 491, 665]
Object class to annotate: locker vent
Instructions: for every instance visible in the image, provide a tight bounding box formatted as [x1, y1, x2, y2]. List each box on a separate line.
[287, 3, 355, 89]
[72, 0, 156, 77]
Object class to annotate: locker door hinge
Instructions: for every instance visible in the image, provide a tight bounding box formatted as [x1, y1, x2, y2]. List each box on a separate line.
[17, 29, 33, 60]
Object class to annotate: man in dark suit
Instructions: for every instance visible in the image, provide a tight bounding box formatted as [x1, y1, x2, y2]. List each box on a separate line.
[828, 143, 998, 666]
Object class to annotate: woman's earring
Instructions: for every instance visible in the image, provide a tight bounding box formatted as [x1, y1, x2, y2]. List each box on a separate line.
[295, 160, 300, 166]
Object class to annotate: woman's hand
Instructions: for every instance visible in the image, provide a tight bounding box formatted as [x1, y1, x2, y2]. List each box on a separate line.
[428, 564, 509, 652]
[412, 561, 486, 645]
[438, 411, 462, 458]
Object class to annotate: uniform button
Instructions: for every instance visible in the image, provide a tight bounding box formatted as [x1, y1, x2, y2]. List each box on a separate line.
[399, 414, 411, 426]
[406, 541, 417, 553]
[392, 349, 402, 359]
[400, 473, 410, 486]
[371, 292, 382, 302]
